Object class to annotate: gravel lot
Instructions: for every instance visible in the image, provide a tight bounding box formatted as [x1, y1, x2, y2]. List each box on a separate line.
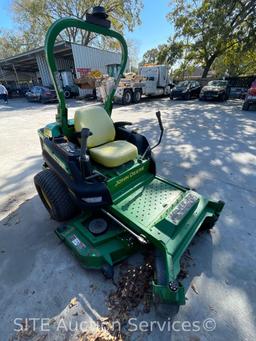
[0, 97, 256, 340]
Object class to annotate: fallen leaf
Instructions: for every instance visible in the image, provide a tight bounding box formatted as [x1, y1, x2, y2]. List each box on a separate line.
[191, 283, 199, 294]
[189, 336, 200, 341]
[35, 335, 48, 341]
[49, 318, 55, 325]
[209, 305, 217, 313]
[69, 297, 78, 308]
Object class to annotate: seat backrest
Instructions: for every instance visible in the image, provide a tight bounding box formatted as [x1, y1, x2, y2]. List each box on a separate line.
[74, 105, 115, 148]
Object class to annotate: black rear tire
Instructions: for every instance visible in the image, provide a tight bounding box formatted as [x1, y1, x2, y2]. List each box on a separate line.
[40, 96, 46, 104]
[185, 92, 191, 100]
[220, 93, 225, 101]
[34, 169, 79, 221]
[242, 102, 250, 111]
[64, 90, 71, 99]
[122, 89, 132, 105]
[133, 89, 142, 103]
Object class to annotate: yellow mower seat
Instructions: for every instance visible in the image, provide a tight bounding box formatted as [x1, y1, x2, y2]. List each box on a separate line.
[90, 140, 138, 168]
[74, 105, 138, 168]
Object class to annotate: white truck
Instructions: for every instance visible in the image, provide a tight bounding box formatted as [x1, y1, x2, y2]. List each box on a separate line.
[117, 65, 172, 104]
[97, 64, 173, 105]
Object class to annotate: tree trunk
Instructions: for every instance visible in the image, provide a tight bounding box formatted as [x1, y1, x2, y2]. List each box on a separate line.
[202, 55, 216, 78]
[82, 31, 91, 46]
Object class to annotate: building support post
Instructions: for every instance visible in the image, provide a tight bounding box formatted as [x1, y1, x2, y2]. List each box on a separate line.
[12, 63, 20, 86]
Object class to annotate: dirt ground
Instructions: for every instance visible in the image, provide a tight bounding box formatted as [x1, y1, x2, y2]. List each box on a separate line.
[0, 97, 256, 341]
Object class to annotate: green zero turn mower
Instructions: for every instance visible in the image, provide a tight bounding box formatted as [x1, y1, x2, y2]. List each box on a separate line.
[34, 7, 224, 305]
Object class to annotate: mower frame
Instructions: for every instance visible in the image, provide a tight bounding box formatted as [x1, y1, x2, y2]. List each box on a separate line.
[35, 12, 225, 305]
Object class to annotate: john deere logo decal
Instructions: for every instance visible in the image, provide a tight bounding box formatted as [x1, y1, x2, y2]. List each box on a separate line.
[115, 166, 145, 188]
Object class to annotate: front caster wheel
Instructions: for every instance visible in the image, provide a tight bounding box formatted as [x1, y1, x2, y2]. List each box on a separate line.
[101, 263, 114, 279]
[199, 215, 218, 231]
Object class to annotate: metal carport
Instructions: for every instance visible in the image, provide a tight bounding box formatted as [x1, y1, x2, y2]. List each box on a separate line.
[0, 41, 74, 87]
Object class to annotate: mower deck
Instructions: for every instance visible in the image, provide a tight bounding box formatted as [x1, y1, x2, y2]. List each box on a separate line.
[56, 212, 139, 270]
[56, 168, 224, 304]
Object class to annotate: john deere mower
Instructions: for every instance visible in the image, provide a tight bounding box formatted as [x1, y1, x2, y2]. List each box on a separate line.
[34, 7, 224, 305]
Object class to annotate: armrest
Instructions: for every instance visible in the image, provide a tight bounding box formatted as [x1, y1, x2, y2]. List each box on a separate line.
[114, 121, 133, 128]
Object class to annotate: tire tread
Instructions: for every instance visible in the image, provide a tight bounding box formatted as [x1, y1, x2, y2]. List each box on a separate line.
[34, 169, 78, 221]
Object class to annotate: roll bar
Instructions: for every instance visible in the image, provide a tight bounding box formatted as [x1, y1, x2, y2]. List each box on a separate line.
[44, 17, 128, 137]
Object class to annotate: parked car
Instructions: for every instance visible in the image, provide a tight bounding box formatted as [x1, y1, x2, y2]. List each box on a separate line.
[229, 86, 247, 99]
[170, 80, 201, 100]
[199, 80, 229, 101]
[242, 80, 256, 111]
[5, 85, 30, 98]
[25, 86, 57, 103]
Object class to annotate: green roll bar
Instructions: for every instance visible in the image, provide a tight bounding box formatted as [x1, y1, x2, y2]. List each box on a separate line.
[44, 17, 128, 137]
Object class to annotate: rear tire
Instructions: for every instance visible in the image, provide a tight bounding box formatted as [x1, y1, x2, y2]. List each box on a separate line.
[34, 169, 78, 221]
[64, 90, 71, 99]
[122, 89, 132, 105]
[133, 89, 142, 103]
[185, 92, 191, 100]
[40, 96, 46, 104]
[242, 102, 250, 111]
[220, 93, 225, 101]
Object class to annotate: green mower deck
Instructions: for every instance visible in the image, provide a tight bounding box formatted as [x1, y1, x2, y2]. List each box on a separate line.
[56, 212, 139, 270]
[56, 159, 224, 305]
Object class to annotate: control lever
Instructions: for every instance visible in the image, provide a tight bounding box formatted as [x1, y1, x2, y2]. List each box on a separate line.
[140, 111, 164, 160]
[79, 128, 93, 178]
[156, 110, 164, 136]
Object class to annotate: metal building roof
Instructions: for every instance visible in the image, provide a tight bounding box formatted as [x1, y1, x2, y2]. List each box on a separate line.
[0, 41, 72, 72]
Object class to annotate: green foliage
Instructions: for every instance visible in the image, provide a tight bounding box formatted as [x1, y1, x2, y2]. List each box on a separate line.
[141, 41, 184, 66]
[0, 30, 28, 59]
[12, 0, 143, 45]
[0, 0, 143, 58]
[171, 62, 195, 80]
[159, 40, 184, 65]
[168, 0, 256, 77]
[213, 44, 256, 77]
[141, 48, 159, 64]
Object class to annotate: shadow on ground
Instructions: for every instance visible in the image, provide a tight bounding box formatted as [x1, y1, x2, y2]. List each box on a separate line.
[0, 195, 215, 341]
[1, 98, 256, 340]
